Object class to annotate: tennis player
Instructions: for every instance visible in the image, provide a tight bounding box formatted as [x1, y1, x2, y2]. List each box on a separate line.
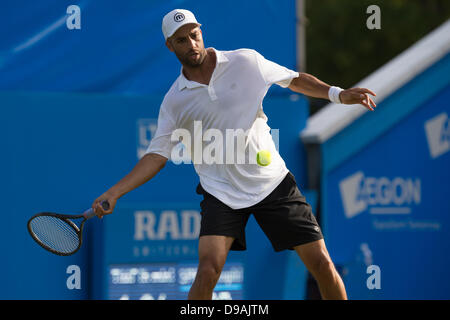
[93, 9, 376, 300]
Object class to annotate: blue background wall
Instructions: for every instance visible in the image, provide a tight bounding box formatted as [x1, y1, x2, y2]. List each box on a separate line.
[320, 53, 450, 299]
[0, 0, 296, 95]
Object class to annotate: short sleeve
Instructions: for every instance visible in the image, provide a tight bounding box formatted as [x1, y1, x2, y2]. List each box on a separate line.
[254, 51, 299, 88]
[145, 103, 178, 160]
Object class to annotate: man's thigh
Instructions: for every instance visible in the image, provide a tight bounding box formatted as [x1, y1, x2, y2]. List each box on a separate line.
[197, 183, 251, 251]
[294, 239, 333, 272]
[197, 235, 235, 268]
[251, 172, 323, 252]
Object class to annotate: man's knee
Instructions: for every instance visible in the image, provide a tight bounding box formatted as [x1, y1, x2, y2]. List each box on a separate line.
[196, 257, 223, 285]
[295, 240, 337, 281]
[194, 235, 233, 288]
[312, 256, 337, 281]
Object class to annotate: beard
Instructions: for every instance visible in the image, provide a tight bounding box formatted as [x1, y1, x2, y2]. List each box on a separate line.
[176, 48, 207, 67]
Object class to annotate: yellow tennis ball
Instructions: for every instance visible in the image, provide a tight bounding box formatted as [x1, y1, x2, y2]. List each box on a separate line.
[257, 150, 272, 166]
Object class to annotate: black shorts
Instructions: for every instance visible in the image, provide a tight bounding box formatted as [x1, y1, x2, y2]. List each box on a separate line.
[196, 172, 323, 252]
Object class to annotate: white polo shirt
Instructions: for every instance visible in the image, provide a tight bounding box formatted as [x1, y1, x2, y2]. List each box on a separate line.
[146, 48, 299, 209]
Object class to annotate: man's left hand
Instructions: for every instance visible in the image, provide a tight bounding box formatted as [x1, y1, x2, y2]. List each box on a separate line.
[340, 88, 377, 111]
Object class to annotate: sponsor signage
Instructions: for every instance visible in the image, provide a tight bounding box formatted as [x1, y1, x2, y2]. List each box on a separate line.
[323, 88, 450, 298]
[105, 204, 202, 262]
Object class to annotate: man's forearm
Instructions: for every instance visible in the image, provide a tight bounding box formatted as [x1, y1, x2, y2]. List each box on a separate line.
[288, 72, 377, 111]
[107, 152, 167, 199]
[288, 72, 331, 100]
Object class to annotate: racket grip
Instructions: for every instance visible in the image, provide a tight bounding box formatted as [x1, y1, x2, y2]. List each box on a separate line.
[84, 201, 110, 219]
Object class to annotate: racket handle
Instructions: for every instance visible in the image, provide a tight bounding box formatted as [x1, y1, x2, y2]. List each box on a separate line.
[84, 201, 110, 219]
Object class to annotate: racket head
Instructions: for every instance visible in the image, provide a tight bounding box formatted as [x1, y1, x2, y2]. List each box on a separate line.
[27, 213, 83, 256]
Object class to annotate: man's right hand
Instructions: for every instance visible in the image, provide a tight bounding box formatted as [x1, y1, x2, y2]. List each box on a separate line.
[92, 192, 117, 219]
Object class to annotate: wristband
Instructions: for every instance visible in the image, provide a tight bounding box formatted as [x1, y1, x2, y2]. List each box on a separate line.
[328, 86, 344, 104]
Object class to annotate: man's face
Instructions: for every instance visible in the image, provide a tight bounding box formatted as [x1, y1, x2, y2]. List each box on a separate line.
[166, 24, 207, 67]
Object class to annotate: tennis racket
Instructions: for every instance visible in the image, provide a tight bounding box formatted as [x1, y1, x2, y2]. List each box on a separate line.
[27, 201, 110, 256]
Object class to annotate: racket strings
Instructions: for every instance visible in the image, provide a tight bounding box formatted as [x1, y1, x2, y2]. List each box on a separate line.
[29, 216, 80, 254]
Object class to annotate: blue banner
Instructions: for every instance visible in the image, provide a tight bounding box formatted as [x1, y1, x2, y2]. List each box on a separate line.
[324, 85, 450, 299]
[0, 0, 296, 96]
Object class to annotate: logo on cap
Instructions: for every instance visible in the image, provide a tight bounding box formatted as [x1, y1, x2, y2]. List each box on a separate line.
[174, 12, 185, 22]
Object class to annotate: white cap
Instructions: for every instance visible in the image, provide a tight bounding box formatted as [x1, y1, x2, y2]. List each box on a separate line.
[162, 9, 201, 40]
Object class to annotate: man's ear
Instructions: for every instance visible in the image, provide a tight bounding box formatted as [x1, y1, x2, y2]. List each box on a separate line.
[165, 39, 174, 52]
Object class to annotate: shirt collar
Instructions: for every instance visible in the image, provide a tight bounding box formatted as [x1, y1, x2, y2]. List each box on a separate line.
[177, 48, 229, 91]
